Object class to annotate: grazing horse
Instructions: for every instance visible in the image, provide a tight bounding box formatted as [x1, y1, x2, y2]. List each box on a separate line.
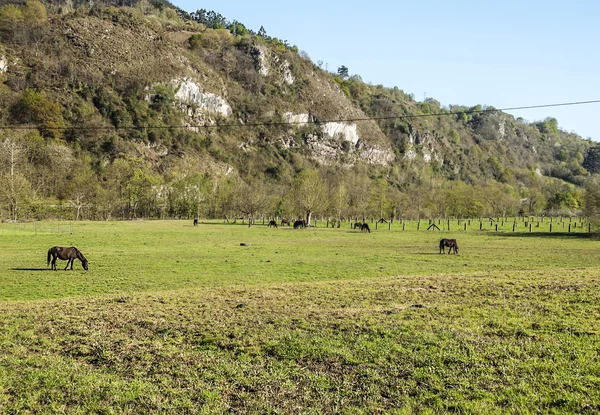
[439, 238, 459, 255]
[193, 218, 198, 226]
[361, 223, 371, 233]
[353, 222, 363, 230]
[281, 218, 291, 226]
[293, 220, 306, 229]
[268, 220, 278, 228]
[47, 246, 89, 271]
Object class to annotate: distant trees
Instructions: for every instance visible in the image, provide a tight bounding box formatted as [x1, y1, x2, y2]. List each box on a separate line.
[337, 65, 349, 78]
[583, 145, 600, 174]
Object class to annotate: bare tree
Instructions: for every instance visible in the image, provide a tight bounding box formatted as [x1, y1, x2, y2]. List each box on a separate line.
[291, 169, 327, 225]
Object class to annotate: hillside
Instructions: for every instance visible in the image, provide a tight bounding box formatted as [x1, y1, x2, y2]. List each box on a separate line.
[0, 0, 596, 221]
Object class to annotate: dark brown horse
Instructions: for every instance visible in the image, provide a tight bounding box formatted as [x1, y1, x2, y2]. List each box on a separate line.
[47, 246, 88, 271]
[439, 238, 459, 255]
[281, 218, 291, 226]
[353, 222, 363, 230]
[268, 220, 278, 228]
[293, 220, 306, 229]
[361, 223, 371, 233]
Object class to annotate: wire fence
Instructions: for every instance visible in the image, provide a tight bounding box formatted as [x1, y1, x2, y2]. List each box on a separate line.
[0, 221, 75, 235]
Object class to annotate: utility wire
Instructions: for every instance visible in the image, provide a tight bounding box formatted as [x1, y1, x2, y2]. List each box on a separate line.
[1, 99, 599, 131]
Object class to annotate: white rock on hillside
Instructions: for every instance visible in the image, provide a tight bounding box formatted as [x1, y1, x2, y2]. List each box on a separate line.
[0, 56, 7, 73]
[322, 122, 359, 145]
[284, 112, 310, 125]
[173, 78, 232, 117]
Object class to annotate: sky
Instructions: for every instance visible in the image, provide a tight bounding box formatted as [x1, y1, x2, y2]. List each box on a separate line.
[171, 0, 600, 141]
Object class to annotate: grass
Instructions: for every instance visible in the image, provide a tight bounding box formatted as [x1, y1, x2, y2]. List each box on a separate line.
[0, 220, 598, 413]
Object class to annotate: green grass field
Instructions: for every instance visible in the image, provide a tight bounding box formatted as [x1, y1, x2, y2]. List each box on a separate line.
[0, 220, 598, 413]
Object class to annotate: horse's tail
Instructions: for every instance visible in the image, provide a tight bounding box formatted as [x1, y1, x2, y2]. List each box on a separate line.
[47, 248, 52, 267]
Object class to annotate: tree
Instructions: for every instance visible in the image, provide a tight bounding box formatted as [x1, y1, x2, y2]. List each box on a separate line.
[0, 135, 30, 221]
[291, 169, 327, 225]
[583, 145, 600, 174]
[583, 175, 600, 230]
[234, 178, 269, 227]
[337, 65, 349, 78]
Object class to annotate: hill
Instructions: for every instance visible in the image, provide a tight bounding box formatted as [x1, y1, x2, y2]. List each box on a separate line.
[0, 0, 596, 221]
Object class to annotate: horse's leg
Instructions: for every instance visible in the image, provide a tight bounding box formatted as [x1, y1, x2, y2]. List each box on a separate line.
[52, 255, 57, 271]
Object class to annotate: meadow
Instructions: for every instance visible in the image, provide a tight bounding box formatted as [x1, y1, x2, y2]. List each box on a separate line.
[0, 220, 598, 413]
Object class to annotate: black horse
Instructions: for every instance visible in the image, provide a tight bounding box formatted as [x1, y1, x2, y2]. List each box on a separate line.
[361, 223, 371, 233]
[47, 246, 89, 271]
[268, 220, 278, 228]
[353, 222, 363, 230]
[193, 218, 198, 226]
[439, 238, 459, 255]
[293, 220, 306, 229]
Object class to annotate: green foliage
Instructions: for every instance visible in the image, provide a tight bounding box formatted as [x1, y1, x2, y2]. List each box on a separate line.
[11, 90, 65, 140]
[536, 117, 559, 135]
[583, 145, 600, 174]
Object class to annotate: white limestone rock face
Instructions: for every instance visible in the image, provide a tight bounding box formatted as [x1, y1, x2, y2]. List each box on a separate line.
[253, 46, 294, 84]
[284, 112, 310, 125]
[277, 113, 394, 165]
[173, 78, 232, 118]
[322, 122, 359, 144]
[280, 60, 294, 84]
[0, 56, 7, 73]
[253, 46, 270, 76]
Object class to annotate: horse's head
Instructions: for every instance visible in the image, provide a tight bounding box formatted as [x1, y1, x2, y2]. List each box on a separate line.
[82, 259, 89, 270]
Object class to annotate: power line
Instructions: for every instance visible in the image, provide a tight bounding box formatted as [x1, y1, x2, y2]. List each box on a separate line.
[1, 99, 599, 131]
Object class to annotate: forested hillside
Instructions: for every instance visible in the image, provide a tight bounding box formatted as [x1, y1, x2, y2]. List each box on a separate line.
[0, 0, 598, 222]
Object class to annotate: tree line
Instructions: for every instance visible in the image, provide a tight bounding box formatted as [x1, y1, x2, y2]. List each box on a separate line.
[0, 132, 589, 223]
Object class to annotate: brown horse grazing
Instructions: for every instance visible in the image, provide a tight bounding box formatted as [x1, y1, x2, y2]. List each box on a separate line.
[268, 220, 278, 228]
[47, 246, 89, 271]
[439, 238, 459, 255]
[293, 220, 306, 229]
[361, 223, 371, 233]
[281, 218, 291, 226]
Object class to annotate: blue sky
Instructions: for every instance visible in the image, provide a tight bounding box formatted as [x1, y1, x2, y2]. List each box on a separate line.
[171, 0, 600, 141]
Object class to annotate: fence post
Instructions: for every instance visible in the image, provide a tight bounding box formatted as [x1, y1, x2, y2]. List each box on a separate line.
[495, 224, 498, 232]
[403, 222, 406, 231]
[388, 221, 391, 230]
[529, 223, 532, 232]
[512, 222, 516, 232]
[417, 220, 420, 231]
[464, 223, 467, 231]
[568, 224, 571, 233]
[479, 222, 482, 231]
[375, 221, 378, 230]
[550, 223, 552, 233]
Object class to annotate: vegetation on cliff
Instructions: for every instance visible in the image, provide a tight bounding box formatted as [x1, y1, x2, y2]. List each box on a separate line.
[0, 0, 597, 222]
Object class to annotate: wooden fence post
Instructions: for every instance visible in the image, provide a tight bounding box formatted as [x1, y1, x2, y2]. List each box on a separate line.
[529, 223, 532, 232]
